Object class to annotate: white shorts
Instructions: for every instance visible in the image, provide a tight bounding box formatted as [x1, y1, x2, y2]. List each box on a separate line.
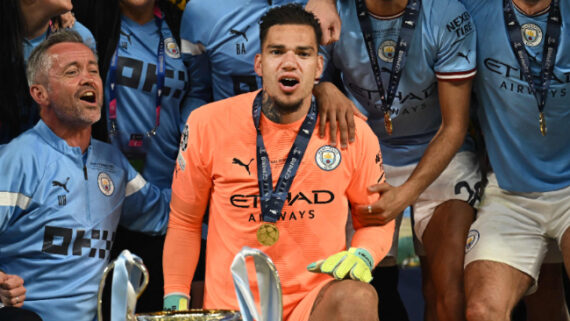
[464, 173, 570, 291]
[380, 151, 481, 260]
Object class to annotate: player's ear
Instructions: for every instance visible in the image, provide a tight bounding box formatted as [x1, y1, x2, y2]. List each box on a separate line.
[30, 84, 49, 106]
[316, 54, 324, 79]
[254, 53, 263, 77]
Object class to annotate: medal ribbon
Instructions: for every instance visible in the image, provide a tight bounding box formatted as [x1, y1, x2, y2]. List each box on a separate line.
[253, 91, 317, 223]
[503, 0, 561, 124]
[355, 0, 421, 118]
[108, 6, 166, 138]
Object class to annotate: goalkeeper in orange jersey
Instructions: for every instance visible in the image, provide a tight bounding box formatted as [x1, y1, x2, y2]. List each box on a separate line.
[162, 4, 394, 321]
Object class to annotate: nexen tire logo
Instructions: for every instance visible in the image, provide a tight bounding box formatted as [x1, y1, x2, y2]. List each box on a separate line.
[230, 190, 334, 208]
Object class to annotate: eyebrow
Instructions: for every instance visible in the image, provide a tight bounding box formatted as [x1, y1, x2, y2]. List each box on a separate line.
[62, 60, 99, 69]
[266, 44, 316, 52]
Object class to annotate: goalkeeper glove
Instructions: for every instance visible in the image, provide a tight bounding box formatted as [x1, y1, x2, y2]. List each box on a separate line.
[163, 293, 189, 311]
[307, 247, 374, 283]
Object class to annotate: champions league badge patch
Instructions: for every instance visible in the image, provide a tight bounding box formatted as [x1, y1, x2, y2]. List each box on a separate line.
[165, 37, 181, 58]
[180, 124, 189, 152]
[465, 229, 480, 253]
[97, 172, 115, 196]
[177, 153, 186, 171]
[520, 23, 542, 47]
[378, 40, 397, 62]
[315, 145, 341, 171]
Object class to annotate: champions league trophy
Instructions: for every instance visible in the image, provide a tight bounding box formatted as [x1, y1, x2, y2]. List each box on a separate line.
[230, 247, 283, 321]
[97, 248, 282, 321]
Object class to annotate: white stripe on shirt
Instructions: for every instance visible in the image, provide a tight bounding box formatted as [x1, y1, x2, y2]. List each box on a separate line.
[0, 192, 32, 210]
[125, 174, 147, 197]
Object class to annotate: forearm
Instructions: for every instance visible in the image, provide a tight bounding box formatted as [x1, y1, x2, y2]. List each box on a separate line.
[399, 79, 471, 202]
[400, 124, 467, 201]
[351, 220, 395, 266]
[163, 224, 202, 295]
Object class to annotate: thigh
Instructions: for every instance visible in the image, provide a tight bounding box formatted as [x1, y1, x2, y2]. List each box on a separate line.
[287, 280, 332, 321]
[465, 174, 549, 290]
[465, 260, 533, 315]
[413, 151, 481, 244]
[524, 263, 569, 321]
[423, 199, 475, 289]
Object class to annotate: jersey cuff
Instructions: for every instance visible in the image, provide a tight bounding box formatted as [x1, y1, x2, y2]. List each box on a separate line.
[435, 68, 477, 81]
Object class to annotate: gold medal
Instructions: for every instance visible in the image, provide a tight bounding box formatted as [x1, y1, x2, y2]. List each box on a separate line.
[384, 111, 393, 135]
[539, 112, 547, 136]
[256, 223, 279, 246]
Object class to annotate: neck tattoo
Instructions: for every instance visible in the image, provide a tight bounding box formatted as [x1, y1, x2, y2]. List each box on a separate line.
[261, 92, 282, 123]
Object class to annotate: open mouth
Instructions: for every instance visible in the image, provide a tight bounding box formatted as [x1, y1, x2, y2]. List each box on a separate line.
[279, 78, 299, 87]
[80, 91, 96, 103]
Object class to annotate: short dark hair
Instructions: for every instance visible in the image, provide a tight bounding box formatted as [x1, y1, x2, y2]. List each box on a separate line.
[259, 3, 322, 48]
[26, 30, 93, 86]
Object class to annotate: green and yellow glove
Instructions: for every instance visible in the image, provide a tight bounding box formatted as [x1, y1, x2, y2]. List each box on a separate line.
[307, 247, 374, 283]
[163, 293, 189, 311]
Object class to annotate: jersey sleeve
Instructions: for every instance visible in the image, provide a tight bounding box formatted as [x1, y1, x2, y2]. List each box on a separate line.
[163, 110, 213, 295]
[319, 42, 338, 82]
[73, 21, 97, 54]
[180, 0, 213, 115]
[118, 155, 171, 235]
[0, 146, 40, 233]
[430, 1, 477, 81]
[346, 121, 394, 266]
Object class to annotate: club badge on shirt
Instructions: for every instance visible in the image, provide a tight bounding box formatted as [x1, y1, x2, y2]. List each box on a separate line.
[165, 37, 181, 58]
[520, 23, 542, 47]
[98, 172, 115, 196]
[315, 145, 341, 171]
[378, 40, 397, 62]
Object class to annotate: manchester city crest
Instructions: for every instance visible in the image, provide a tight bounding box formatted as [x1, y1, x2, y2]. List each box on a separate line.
[520, 23, 542, 47]
[315, 145, 341, 171]
[378, 40, 397, 62]
[465, 229, 480, 253]
[98, 172, 115, 196]
[165, 37, 181, 58]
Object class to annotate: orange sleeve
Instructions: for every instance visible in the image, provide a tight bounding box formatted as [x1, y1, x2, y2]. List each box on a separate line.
[346, 119, 394, 266]
[163, 108, 213, 296]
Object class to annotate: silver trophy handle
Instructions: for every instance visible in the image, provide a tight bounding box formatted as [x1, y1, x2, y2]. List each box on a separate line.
[97, 250, 150, 321]
[230, 247, 283, 321]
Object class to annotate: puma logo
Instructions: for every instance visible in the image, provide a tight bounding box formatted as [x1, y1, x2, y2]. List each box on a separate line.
[457, 51, 470, 64]
[230, 26, 249, 42]
[232, 158, 254, 175]
[52, 177, 70, 193]
[120, 30, 132, 44]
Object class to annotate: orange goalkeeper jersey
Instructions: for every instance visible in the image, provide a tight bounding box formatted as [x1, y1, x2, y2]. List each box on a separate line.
[164, 90, 394, 319]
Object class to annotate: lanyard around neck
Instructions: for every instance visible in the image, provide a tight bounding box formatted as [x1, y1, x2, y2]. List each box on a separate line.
[108, 6, 166, 137]
[356, 0, 421, 116]
[253, 91, 317, 223]
[503, 0, 561, 135]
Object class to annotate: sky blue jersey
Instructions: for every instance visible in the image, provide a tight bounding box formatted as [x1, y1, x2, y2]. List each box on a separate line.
[462, 0, 570, 192]
[0, 121, 170, 321]
[180, 0, 307, 111]
[104, 14, 189, 188]
[322, 0, 477, 166]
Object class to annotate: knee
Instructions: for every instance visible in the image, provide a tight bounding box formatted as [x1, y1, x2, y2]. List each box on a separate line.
[465, 298, 504, 321]
[331, 280, 378, 320]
